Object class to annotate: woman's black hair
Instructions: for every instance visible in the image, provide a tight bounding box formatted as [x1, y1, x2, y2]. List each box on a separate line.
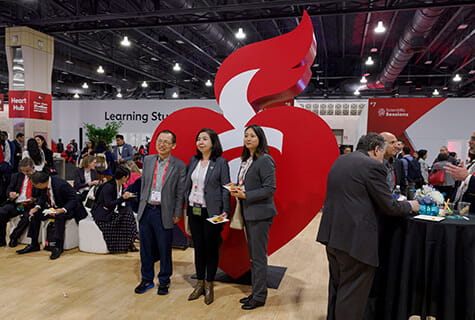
[194, 128, 223, 161]
[240, 124, 269, 161]
[115, 165, 130, 180]
[35, 135, 48, 150]
[417, 149, 427, 159]
[27, 138, 43, 165]
[436, 152, 449, 162]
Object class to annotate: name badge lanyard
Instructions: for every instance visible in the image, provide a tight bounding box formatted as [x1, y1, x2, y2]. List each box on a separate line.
[153, 158, 170, 190]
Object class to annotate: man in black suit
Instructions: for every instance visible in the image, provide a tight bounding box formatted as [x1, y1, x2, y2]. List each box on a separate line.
[317, 133, 419, 320]
[16, 171, 87, 259]
[0, 158, 37, 247]
[13, 133, 24, 172]
[380, 132, 407, 193]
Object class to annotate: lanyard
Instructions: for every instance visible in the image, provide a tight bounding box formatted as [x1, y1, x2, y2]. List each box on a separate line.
[153, 158, 170, 189]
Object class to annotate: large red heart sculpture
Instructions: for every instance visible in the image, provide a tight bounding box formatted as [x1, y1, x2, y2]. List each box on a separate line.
[149, 12, 339, 278]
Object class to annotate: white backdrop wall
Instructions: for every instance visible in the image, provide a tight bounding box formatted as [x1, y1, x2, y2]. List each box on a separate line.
[52, 99, 220, 147]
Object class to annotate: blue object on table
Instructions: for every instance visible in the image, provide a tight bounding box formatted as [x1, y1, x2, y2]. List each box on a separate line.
[418, 203, 439, 216]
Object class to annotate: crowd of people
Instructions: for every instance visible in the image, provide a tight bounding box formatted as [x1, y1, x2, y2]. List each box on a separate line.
[0, 126, 277, 310]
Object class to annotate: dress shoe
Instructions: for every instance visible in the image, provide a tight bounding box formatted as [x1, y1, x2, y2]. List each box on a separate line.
[188, 280, 204, 300]
[239, 295, 253, 304]
[134, 280, 154, 294]
[157, 285, 169, 295]
[50, 247, 63, 260]
[204, 281, 214, 305]
[16, 244, 40, 254]
[8, 238, 18, 247]
[241, 299, 265, 310]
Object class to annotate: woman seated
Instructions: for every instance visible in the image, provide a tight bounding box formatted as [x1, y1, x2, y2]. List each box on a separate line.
[92, 166, 138, 253]
[74, 155, 101, 201]
[124, 160, 142, 189]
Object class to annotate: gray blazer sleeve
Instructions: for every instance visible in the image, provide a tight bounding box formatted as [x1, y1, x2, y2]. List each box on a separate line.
[219, 158, 231, 213]
[173, 160, 187, 218]
[245, 155, 276, 204]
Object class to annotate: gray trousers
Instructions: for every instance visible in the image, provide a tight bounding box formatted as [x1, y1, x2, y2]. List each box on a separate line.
[244, 217, 273, 303]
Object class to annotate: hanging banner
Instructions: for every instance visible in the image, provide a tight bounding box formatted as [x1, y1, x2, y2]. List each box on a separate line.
[8, 90, 52, 120]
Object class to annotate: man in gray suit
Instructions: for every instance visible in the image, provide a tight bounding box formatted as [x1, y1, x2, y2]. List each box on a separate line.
[128, 130, 186, 295]
[317, 133, 419, 320]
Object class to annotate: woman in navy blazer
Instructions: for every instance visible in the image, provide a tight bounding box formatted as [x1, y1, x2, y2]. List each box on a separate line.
[231, 124, 277, 310]
[73, 155, 100, 200]
[92, 166, 137, 253]
[185, 128, 230, 305]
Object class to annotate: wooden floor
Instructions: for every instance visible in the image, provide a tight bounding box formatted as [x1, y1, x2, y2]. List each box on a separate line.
[0, 215, 329, 320]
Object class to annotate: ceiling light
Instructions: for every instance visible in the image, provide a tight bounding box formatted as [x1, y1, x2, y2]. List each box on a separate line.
[141, 81, 148, 88]
[365, 56, 374, 65]
[424, 60, 432, 65]
[370, 48, 378, 53]
[172, 92, 178, 98]
[175, 39, 185, 44]
[173, 63, 181, 72]
[443, 87, 448, 90]
[452, 74, 462, 82]
[57, 79, 64, 83]
[440, 66, 448, 70]
[235, 28, 246, 40]
[205, 80, 212, 87]
[82, 82, 89, 89]
[65, 59, 73, 65]
[432, 89, 439, 96]
[150, 57, 159, 62]
[116, 92, 122, 98]
[61, 71, 69, 75]
[360, 76, 368, 84]
[457, 24, 468, 30]
[405, 80, 413, 84]
[469, 70, 475, 75]
[354, 89, 360, 95]
[73, 92, 79, 99]
[374, 21, 386, 33]
[120, 36, 131, 47]
[122, 78, 127, 82]
[415, 87, 422, 90]
[97, 65, 104, 74]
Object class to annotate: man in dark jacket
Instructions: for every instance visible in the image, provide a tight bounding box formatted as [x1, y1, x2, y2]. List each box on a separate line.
[316, 133, 419, 320]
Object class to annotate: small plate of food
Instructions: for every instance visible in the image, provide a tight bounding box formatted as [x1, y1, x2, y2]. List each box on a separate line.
[223, 185, 244, 192]
[15, 198, 33, 204]
[207, 216, 230, 224]
[43, 208, 57, 215]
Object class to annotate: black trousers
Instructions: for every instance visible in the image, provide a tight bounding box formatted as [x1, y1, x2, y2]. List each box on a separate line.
[0, 203, 29, 245]
[326, 246, 376, 320]
[28, 211, 75, 248]
[188, 207, 223, 282]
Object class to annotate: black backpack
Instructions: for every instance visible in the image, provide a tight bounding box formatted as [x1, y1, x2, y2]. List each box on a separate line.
[404, 157, 424, 183]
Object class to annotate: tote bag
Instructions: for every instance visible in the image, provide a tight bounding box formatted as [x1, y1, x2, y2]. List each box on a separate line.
[429, 164, 445, 186]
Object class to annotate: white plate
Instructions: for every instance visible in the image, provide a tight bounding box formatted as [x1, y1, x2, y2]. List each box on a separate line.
[15, 198, 32, 204]
[43, 209, 57, 215]
[222, 185, 244, 192]
[413, 215, 445, 222]
[206, 216, 230, 224]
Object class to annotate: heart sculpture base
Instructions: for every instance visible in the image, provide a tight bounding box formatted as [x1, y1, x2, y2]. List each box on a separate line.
[190, 266, 287, 289]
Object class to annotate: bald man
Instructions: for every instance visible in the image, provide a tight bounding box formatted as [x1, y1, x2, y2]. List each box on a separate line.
[380, 132, 407, 194]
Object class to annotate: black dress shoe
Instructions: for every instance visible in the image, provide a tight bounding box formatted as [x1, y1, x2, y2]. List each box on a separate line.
[241, 299, 265, 310]
[50, 247, 63, 260]
[157, 284, 169, 295]
[239, 295, 253, 304]
[134, 280, 154, 294]
[8, 238, 18, 247]
[16, 244, 40, 254]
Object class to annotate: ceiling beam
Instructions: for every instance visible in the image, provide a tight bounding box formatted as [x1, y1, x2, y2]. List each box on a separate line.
[454, 55, 475, 73]
[434, 29, 475, 68]
[359, 13, 371, 57]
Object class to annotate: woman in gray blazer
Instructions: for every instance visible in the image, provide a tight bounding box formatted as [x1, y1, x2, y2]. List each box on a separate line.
[185, 128, 230, 305]
[231, 124, 277, 310]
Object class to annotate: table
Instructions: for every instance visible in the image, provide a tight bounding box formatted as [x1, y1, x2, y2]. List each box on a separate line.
[372, 215, 475, 320]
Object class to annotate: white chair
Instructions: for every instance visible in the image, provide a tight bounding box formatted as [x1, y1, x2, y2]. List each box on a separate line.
[78, 209, 109, 254]
[41, 218, 79, 250]
[8, 215, 41, 245]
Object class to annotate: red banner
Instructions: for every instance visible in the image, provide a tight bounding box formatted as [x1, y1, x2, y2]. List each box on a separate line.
[8, 90, 52, 120]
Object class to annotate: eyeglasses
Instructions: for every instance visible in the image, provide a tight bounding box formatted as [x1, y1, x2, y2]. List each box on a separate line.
[156, 140, 173, 146]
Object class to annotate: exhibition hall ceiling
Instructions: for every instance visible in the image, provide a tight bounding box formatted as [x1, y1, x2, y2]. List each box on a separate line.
[0, 0, 475, 100]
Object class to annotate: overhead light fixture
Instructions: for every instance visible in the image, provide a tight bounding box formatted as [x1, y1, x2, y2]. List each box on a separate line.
[73, 92, 79, 99]
[235, 28, 246, 40]
[405, 80, 413, 84]
[172, 92, 178, 98]
[205, 80, 212, 87]
[175, 39, 185, 44]
[469, 70, 475, 75]
[457, 24, 468, 30]
[354, 89, 360, 95]
[116, 91, 123, 98]
[82, 82, 89, 89]
[121, 36, 131, 47]
[65, 59, 74, 65]
[173, 63, 181, 72]
[370, 48, 378, 53]
[432, 89, 440, 96]
[365, 56, 374, 65]
[97, 65, 104, 74]
[452, 74, 462, 82]
[360, 76, 368, 84]
[443, 87, 448, 90]
[374, 21, 386, 33]
[424, 60, 432, 65]
[141, 81, 148, 88]
[150, 57, 159, 62]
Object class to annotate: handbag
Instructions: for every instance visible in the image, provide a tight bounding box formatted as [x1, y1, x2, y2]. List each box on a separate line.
[429, 164, 445, 186]
[230, 201, 244, 230]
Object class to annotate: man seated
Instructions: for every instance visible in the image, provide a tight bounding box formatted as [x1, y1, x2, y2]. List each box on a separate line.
[16, 171, 87, 259]
[0, 158, 38, 247]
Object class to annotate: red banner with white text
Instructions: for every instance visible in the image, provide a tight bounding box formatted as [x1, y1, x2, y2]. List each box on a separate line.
[8, 90, 52, 120]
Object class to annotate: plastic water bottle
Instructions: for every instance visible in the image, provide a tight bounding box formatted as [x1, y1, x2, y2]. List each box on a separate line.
[393, 185, 401, 199]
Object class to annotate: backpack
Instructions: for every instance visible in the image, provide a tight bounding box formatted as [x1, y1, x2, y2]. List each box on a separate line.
[95, 152, 108, 172]
[84, 183, 106, 210]
[404, 157, 424, 183]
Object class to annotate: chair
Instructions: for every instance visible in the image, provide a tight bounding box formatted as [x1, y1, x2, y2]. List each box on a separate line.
[41, 218, 79, 250]
[8, 215, 41, 245]
[78, 209, 109, 254]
